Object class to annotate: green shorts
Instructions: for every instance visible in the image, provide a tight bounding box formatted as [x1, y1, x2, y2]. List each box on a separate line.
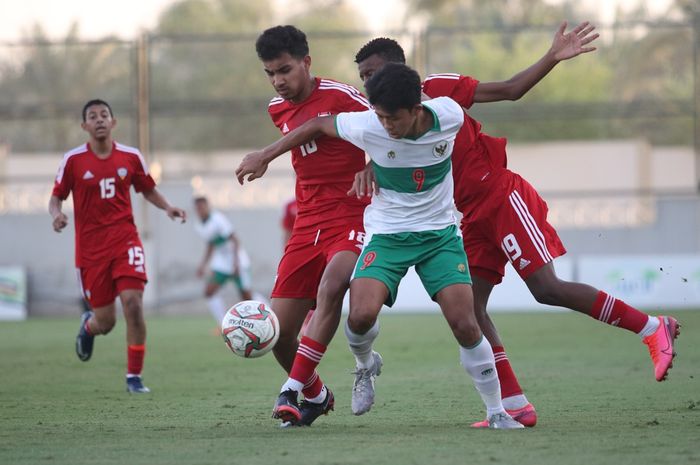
[353, 224, 471, 307]
[210, 269, 251, 292]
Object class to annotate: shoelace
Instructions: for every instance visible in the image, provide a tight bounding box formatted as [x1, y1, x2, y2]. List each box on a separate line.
[351, 369, 372, 392]
[645, 335, 660, 364]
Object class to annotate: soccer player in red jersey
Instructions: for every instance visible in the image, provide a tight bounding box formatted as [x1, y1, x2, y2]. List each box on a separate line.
[237, 25, 370, 425]
[351, 22, 680, 426]
[49, 99, 186, 393]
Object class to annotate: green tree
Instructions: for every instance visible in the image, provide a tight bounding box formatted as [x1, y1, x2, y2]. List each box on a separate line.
[0, 24, 134, 151]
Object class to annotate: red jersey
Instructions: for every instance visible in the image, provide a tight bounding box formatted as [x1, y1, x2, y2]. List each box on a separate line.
[268, 77, 370, 232]
[422, 73, 509, 220]
[281, 198, 297, 233]
[52, 142, 156, 267]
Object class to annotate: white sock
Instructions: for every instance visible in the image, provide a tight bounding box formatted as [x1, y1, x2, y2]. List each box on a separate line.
[638, 316, 660, 338]
[280, 378, 304, 395]
[459, 336, 505, 418]
[344, 319, 379, 369]
[502, 394, 529, 410]
[207, 295, 228, 324]
[305, 385, 327, 404]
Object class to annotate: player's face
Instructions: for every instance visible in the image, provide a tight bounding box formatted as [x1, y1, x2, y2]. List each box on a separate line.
[373, 104, 422, 139]
[195, 201, 209, 221]
[357, 54, 387, 86]
[81, 104, 115, 141]
[262, 53, 312, 102]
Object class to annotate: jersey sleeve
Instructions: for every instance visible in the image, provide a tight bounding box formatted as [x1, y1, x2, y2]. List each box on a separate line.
[334, 110, 372, 151]
[422, 74, 479, 109]
[52, 156, 74, 200]
[130, 151, 156, 193]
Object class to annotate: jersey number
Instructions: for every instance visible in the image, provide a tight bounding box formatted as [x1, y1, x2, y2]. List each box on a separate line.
[348, 230, 366, 244]
[128, 246, 145, 266]
[412, 169, 425, 192]
[299, 140, 318, 157]
[501, 234, 522, 261]
[100, 178, 116, 199]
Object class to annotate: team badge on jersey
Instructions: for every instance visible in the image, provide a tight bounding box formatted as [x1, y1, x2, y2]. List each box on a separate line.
[433, 141, 449, 158]
[457, 263, 466, 273]
[387, 150, 396, 159]
[117, 167, 128, 179]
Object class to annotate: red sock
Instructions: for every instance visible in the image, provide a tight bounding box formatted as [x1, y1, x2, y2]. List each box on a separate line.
[127, 344, 146, 376]
[589, 291, 648, 333]
[290, 336, 327, 399]
[492, 345, 523, 399]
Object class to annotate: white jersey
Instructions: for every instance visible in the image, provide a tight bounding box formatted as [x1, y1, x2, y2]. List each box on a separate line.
[194, 210, 250, 274]
[335, 96, 464, 235]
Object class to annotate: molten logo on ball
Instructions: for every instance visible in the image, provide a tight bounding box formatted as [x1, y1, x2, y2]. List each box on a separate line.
[221, 300, 280, 358]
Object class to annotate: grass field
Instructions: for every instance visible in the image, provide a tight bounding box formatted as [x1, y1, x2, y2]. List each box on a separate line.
[1, 311, 698, 465]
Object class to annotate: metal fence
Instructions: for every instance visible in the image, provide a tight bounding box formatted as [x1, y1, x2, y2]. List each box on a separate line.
[1, 20, 698, 314]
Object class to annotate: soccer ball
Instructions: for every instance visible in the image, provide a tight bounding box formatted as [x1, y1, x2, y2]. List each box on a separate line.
[221, 300, 280, 358]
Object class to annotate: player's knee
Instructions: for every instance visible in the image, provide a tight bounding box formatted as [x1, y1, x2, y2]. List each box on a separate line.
[531, 286, 563, 307]
[122, 295, 143, 316]
[347, 307, 375, 334]
[449, 317, 482, 347]
[94, 315, 116, 334]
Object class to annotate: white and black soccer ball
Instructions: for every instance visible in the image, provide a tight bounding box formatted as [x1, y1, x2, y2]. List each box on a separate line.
[221, 300, 280, 358]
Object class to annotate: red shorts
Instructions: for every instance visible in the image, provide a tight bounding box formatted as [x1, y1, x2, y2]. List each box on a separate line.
[272, 222, 365, 299]
[461, 173, 566, 285]
[77, 241, 148, 308]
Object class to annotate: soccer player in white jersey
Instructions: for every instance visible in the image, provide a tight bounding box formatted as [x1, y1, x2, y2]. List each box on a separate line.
[193, 196, 254, 324]
[236, 63, 523, 429]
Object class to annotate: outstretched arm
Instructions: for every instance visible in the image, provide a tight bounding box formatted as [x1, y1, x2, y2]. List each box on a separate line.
[473, 20, 598, 103]
[235, 115, 338, 184]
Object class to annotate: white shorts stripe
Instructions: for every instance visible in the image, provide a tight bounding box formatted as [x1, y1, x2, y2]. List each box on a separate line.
[75, 268, 85, 298]
[511, 189, 553, 262]
[509, 190, 553, 263]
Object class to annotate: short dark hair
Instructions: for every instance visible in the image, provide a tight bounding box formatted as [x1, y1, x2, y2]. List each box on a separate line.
[82, 99, 113, 122]
[355, 37, 406, 64]
[365, 63, 421, 113]
[255, 25, 309, 61]
[193, 196, 208, 204]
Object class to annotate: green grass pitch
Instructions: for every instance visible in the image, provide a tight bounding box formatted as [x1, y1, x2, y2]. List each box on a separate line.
[1, 311, 698, 465]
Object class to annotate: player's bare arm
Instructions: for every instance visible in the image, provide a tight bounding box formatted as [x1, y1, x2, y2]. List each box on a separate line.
[142, 188, 187, 223]
[348, 162, 379, 199]
[49, 195, 69, 232]
[235, 115, 338, 184]
[197, 243, 214, 278]
[473, 20, 599, 103]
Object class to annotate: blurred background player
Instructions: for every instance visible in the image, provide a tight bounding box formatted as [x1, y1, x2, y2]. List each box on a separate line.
[193, 196, 254, 325]
[352, 23, 680, 427]
[49, 98, 186, 394]
[236, 25, 370, 426]
[281, 197, 297, 247]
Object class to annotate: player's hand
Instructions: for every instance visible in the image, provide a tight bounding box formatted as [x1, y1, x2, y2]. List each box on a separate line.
[52, 213, 69, 232]
[235, 151, 269, 185]
[167, 206, 187, 223]
[347, 164, 379, 198]
[550, 20, 598, 62]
